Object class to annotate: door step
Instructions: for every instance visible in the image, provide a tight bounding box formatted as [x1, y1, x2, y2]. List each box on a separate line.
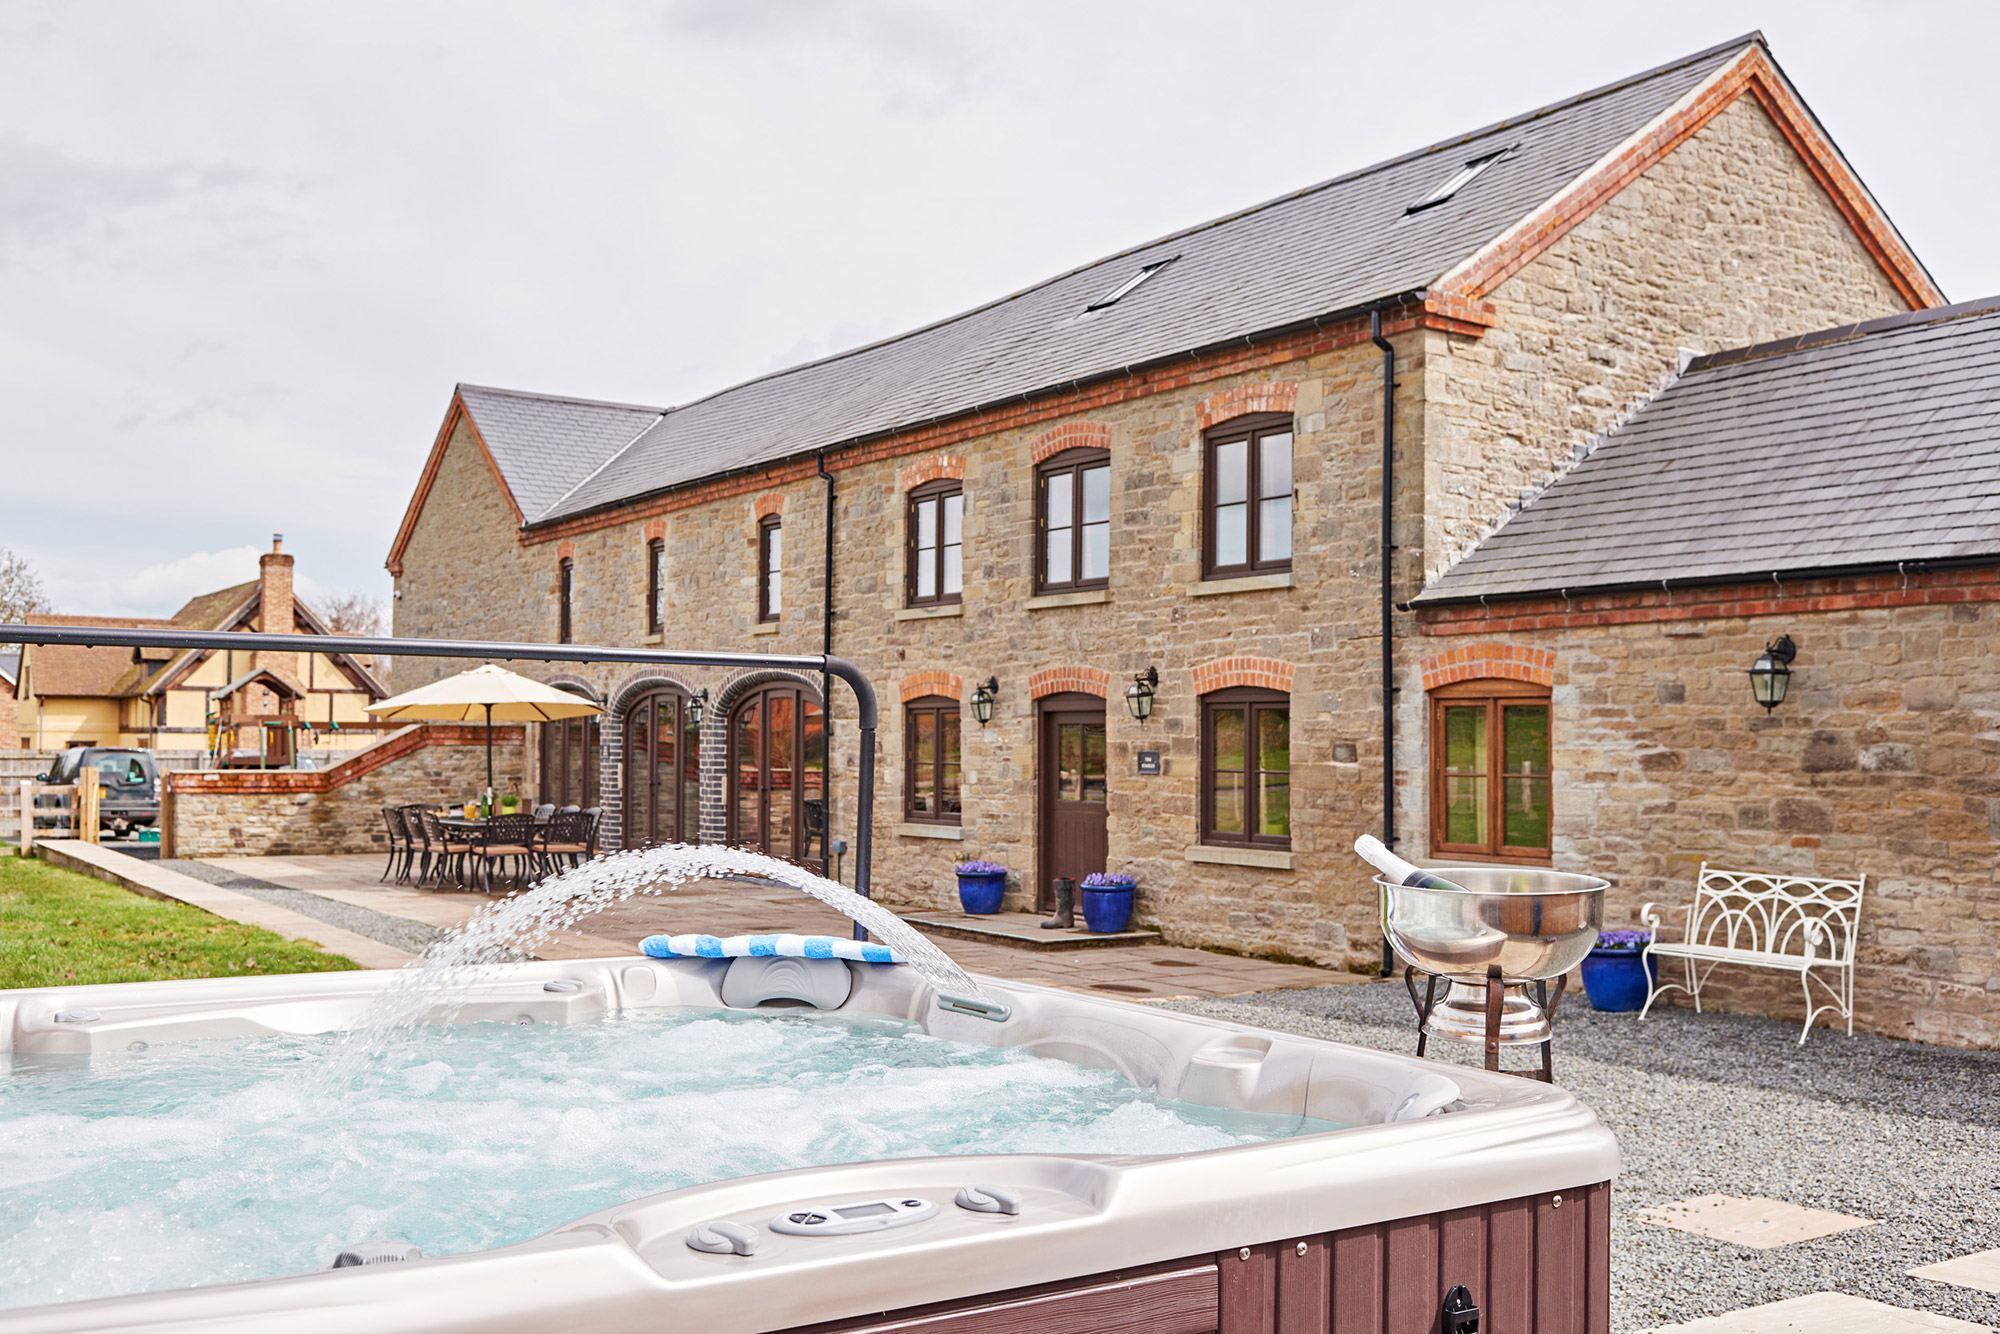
[900, 910, 1161, 951]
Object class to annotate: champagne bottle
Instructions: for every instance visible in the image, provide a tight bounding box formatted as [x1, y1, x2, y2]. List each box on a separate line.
[1353, 834, 1468, 891]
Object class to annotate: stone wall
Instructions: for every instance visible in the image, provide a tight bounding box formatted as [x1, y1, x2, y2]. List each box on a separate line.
[1422, 94, 1913, 588]
[1415, 574, 2000, 1046]
[166, 724, 524, 857]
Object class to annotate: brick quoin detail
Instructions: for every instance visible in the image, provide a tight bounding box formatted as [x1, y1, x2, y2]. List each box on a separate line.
[642, 518, 666, 541]
[556, 540, 575, 560]
[1438, 46, 1942, 311]
[1416, 567, 2000, 637]
[1419, 644, 1556, 691]
[1028, 422, 1111, 465]
[899, 670, 964, 703]
[1197, 382, 1298, 431]
[164, 725, 522, 795]
[1192, 657, 1296, 695]
[899, 454, 966, 491]
[753, 493, 785, 521]
[1029, 666, 1110, 699]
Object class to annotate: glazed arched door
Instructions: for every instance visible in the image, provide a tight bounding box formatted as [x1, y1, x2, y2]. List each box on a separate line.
[539, 687, 600, 810]
[727, 681, 825, 871]
[623, 686, 700, 849]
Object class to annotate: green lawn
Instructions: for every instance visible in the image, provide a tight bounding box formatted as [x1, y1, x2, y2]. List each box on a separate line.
[0, 855, 360, 989]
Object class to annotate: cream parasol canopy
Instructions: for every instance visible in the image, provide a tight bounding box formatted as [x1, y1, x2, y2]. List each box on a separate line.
[366, 664, 602, 790]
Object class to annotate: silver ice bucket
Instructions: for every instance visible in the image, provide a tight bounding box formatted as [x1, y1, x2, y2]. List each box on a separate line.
[1378, 868, 1607, 1046]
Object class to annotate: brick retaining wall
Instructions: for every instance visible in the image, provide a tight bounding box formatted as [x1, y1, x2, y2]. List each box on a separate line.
[165, 724, 525, 857]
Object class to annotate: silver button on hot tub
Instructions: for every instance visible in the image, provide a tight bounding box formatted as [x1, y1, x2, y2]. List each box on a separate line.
[953, 1184, 1021, 1215]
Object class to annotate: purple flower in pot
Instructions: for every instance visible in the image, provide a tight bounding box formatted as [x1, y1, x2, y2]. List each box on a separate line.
[1079, 872, 1136, 934]
[954, 861, 1007, 915]
[1580, 929, 1656, 1012]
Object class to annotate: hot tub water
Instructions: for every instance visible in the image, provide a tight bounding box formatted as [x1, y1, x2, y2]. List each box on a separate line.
[0, 1008, 1335, 1310]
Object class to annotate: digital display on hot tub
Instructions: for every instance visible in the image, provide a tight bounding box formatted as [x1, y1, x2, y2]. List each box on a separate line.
[833, 1203, 897, 1220]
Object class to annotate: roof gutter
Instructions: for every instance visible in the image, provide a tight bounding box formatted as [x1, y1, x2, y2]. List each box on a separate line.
[1404, 553, 2000, 612]
[817, 449, 846, 895]
[1371, 306, 1399, 978]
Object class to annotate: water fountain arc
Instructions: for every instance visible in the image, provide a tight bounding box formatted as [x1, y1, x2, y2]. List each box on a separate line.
[0, 623, 883, 921]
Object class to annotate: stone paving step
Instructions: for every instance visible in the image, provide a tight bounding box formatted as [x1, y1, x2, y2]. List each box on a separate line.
[1653, 1291, 1990, 1332]
[1909, 1248, 2000, 1295]
[900, 908, 1161, 951]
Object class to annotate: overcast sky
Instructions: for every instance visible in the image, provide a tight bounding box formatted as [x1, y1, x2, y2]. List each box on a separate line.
[2, 0, 1994, 619]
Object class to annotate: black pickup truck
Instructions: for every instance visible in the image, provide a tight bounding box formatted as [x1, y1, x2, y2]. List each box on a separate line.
[37, 747, 160, 836]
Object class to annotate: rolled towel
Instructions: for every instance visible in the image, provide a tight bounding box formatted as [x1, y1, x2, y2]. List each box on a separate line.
[640, 932, 904, 965]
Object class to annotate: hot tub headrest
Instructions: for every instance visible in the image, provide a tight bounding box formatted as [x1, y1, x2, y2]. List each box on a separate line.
[719, 955, 855, 1010]
[640, 933, 904, 964]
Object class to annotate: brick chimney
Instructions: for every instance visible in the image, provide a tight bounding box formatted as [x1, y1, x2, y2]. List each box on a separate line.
[255, 534, 295, 678]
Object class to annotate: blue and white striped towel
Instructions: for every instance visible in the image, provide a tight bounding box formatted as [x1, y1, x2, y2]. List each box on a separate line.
[640, 933, 904, 965]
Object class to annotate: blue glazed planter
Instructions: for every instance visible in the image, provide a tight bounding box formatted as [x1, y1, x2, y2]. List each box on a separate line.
[956, 872, 1006, 915]
[1080, 885, 1134, 934]
[1580, 947, 1657, 1012]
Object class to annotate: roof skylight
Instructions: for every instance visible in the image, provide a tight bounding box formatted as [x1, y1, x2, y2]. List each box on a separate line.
[1407, 145, 1517, 214]
[1085, 256, 1177, 312]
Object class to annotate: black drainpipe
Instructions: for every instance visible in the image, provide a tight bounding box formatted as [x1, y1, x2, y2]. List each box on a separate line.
[1371, 308, 1398, 976]
[817, 451, 842, 893]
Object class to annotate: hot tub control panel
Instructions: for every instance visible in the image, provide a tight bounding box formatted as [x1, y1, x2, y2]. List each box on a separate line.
[768, 1196, 939, 1237]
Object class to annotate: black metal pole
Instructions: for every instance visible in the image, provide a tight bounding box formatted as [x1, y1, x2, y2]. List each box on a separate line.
[1372, 307, 1399, 978]
[0, 624, 882, 904]
[484, 701, 495, 792]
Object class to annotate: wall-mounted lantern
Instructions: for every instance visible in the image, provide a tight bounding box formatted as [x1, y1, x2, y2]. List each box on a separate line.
[1747, 635, 1796, 712]
[688, 687, 710, 730]
[1125, 666, 1159, 722]
[969, 677, 999, 726]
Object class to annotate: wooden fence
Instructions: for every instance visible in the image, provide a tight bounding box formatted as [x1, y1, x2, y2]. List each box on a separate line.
[0, 751, 205, 848]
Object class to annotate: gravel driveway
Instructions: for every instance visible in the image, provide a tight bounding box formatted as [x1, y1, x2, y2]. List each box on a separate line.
[1165, 984, 2000, 1332]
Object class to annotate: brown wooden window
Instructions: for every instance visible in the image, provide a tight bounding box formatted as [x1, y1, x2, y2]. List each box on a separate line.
[645, 538, 665, 634]
[757, 516, 782, 622]
[1202, 414, 1293, 580]
[557, 558, 574, 644]
[623, 685, 699, 848]
[903, 696, 962, 824]
[728, 681, 824, 870]
[1429, 679, 1552, 862]
[1036, 448, 1110, 594]
[906, 481, 963, 607]
[1200, 687, 1290, 849]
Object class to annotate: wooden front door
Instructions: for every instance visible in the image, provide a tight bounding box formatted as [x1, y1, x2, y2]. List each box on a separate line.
[1037, 693, 1108, 911]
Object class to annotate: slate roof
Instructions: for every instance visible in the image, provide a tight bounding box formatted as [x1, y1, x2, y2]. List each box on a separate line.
[454, 386, 665, 521]
[474, 36, 1762, 527]
[1416, 298, 2000, 603]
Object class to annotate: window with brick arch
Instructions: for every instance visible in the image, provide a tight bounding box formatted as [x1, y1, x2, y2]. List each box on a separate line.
[757, 516, 782, 622]
[1202, 413, 1293, 580]
[557, 557, 575, 644]
[645, 538, 665, 634]
[903, 695, 962, 824]
[1429, 678, 1552, 862]
[905, 480, 963, 607]
[1200, 686, 1290, 849]
[1035, 447, 1110, 594]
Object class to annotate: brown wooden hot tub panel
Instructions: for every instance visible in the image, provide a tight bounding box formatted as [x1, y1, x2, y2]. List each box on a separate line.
[789, 1183, 1609, 1334]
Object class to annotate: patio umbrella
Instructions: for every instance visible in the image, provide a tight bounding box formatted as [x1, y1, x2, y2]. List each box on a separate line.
[366, 664, 603, 791]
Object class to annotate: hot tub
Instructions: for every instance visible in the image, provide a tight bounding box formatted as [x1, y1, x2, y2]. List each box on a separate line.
[0, 956, 1617, 1333]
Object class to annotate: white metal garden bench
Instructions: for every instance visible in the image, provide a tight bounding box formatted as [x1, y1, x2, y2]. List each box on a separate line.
[1639, 864, 1865, 1044]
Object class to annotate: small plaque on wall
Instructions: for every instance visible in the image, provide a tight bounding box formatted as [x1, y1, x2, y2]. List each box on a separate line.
[1135, 750, 1162, 776]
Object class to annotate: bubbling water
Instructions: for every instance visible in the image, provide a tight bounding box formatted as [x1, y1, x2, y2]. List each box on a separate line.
[310, 844, 986, 1094]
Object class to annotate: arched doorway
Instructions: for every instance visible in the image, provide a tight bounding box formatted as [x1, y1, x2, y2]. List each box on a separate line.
[623, 685, 700, 849]
[539, 685, 600, 809]
[727, 680, 824, 870]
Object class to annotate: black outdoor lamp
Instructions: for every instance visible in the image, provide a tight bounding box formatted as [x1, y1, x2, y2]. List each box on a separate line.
[969, 676, 999, 726]
[1747, 635, 1797, 712]
[1125, 666, 1159, 722]
[688, 687, 710, 729]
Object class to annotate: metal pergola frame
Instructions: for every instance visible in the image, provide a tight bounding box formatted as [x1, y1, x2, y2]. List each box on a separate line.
[0, 625, 882, 919]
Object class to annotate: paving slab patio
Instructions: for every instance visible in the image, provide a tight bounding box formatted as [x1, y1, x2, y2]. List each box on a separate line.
[196, 854, 1365, 997]
[1651, 1292, 1991, 1333]
[1633, 1195, 1879, 1249]
[1909, 1250, 2000, 1296]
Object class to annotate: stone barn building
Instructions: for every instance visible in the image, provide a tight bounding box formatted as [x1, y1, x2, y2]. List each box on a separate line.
[387, 35, 1986, 1039]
